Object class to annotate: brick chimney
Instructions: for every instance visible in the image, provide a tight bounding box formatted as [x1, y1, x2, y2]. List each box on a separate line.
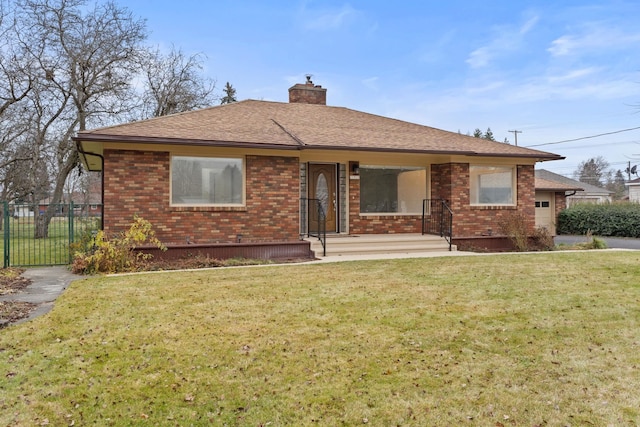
[288, 75, 327, 105]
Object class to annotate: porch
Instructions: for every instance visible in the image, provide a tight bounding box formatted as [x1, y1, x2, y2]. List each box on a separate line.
[305, 233, 455, 258]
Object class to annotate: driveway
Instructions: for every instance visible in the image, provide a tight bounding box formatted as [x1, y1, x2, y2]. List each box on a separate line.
[554, 235, 640, 250]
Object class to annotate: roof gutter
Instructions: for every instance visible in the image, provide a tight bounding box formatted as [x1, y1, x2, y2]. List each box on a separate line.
[72, 133, 564, 161]
[72, 133, 303, 151]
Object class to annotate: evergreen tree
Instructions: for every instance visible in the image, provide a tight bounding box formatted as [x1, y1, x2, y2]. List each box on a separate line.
[220, 82, 237, 104]
[605, 169, 627, 200]
[483, 128, 495, 141]
[472, 127, 503, 142]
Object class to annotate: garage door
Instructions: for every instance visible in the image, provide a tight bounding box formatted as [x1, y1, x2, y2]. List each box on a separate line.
[535, 192, 553, 234]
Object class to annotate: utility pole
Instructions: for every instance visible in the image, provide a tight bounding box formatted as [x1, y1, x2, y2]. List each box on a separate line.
[508, 130, 522, 146]
[627, 161, 631, 181]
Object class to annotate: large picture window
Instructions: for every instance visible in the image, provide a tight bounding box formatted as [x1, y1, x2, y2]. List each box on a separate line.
[470, 165, 515, 205]
[171, 156, 243, 205]
[360, 165, 426, 214]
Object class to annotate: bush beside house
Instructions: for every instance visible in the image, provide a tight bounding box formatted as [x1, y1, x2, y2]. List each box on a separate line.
[558, 203, 640, 237]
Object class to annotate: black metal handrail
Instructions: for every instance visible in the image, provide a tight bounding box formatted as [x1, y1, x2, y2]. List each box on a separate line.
[301, 197, 327, 256]
[422, 199, 453, 251]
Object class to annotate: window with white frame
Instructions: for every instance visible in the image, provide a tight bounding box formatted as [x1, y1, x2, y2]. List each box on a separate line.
[470, 165, 515, 205]
[360, 165, 427, 214]
[171, 156, 244, 205]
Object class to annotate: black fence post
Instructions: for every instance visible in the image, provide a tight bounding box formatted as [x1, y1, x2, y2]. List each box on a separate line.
[3, 201, 9, 268]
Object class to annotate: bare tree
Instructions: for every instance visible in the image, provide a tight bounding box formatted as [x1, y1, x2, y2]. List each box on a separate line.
[1, 0, 224, 238]
[139, 46, 216, 118]
[0, 1, 34, 117]
[0, 2, 37, 228]
[573, 156, 610, 187]
[14, 0, 147, 237]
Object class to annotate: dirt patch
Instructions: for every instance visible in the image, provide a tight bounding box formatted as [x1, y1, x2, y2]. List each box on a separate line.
[0, 301, 38, 327]
[0, 268, 31, 295]
[0, 268, 37, 327]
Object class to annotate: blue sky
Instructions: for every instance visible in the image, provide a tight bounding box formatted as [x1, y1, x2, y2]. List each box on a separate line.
[123, 0, 640, 178]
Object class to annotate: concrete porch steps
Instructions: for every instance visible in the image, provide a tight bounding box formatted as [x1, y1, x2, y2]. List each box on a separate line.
[305, 233, 455, 257]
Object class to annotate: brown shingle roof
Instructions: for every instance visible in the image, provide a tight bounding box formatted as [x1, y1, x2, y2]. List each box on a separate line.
[535, 177, 583, 191]
[76, 99, 562, 159]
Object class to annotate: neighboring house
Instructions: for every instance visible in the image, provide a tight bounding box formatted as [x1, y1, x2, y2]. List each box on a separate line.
[74, 78, 563, 257]
[535, 169, 612, 207]
[534, 169, 583, 235]
[625, 178, 640, 202]
[12, 205, 34, 218]
[38, 191, 103, 217]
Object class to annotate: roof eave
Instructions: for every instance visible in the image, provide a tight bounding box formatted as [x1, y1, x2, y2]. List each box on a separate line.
[72, 133, 302, 151]
[537, 187, 584, 191]
[273, 144, 565, 160]
[72, 133, 565, 160]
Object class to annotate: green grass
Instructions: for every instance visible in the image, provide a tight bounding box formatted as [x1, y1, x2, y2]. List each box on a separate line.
[1, 216, 100, 266]
[1, 252, 639, 425]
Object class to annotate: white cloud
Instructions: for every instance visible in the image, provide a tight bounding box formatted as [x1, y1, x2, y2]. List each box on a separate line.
[547, 67, 598, 83]
[361, 76, 379, 90]
[466, 14, 539, 69]
[519, 15, 539, 35]
[417, 30, 457, 64]
[466, 46, 492, 69]
[301, 4, 358, 31]
[548, 25, 640, 57]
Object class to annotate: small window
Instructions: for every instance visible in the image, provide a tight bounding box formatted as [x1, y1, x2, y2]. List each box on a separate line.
[470, 165, 515, 205]
[171, 156, 244, 206]
[535, 201, 550, 208]
[360, 165, 426, 214]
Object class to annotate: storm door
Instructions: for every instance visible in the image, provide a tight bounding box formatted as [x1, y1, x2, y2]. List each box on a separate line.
[308, 163, 338, 232]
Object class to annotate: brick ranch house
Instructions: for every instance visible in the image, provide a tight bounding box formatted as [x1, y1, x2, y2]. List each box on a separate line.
[74, 78, 563, 258]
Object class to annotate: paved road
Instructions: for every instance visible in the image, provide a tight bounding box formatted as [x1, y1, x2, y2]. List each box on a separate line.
[554, 235, 640, 250]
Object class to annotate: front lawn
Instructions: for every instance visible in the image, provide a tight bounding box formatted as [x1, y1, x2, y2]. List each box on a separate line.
[1, 252, 639, 425]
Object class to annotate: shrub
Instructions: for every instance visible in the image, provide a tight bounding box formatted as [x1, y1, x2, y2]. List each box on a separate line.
[499, 212, 530, 252]
[71, 216, 166, 274]
[574, 231, 608, 250]
[530, 226, 555, 251]
[497, 212, 555, 252]
[558, 203, 640, 237]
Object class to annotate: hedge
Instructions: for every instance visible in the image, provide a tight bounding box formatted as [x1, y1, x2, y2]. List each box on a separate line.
[557, 203, 640, 237]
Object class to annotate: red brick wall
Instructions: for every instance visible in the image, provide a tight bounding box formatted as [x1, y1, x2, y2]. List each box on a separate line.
[553, 192, 568, 234]
[347, 163, 536, 236]
[103, 150, 300, 244]
[348, 178, 422, 234]
[288, 83, 327, 105]
[554, 192, 567, 218]
[430, 163, 536, 237]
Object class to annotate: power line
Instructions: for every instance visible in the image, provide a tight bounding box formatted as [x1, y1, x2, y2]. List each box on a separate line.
[525, 126, 640, 148]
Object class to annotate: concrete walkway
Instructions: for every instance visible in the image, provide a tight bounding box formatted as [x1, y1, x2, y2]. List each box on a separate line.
[0, 266, 79, 325]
